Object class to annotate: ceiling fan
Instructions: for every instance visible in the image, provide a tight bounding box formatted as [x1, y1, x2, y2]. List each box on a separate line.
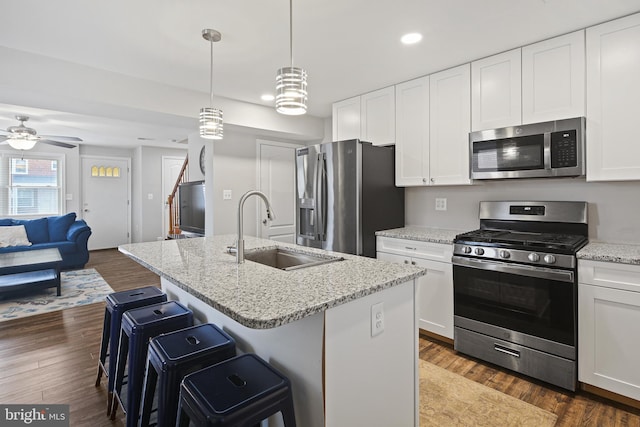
[0, 115, 82, 150]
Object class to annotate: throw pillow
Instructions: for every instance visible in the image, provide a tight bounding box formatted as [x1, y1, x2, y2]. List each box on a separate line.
[0, 225, 32, 248]
[48, 212, 77, 242]
[12, 218, 50, 244]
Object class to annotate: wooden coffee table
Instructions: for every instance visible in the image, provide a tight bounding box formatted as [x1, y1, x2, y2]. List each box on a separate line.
[0, 248, 63, 297]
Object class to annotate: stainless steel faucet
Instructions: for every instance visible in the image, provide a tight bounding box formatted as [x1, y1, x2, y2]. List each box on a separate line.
[236, 190, 275, 263]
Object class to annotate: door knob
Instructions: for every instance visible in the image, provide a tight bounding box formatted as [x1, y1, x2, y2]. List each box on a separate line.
[83, 209, 90, 212]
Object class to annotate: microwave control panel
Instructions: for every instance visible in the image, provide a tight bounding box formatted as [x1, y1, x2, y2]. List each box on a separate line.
[550, 130, 578, 168]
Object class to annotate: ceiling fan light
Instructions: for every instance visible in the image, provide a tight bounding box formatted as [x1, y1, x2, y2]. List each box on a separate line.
[7, 135, 37, 150]
[199, 107, 223, 139]
[276, 66, 308, 115]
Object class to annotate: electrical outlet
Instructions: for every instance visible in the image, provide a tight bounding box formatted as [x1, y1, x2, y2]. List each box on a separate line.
[223, 190, 232, 200]
[371, 302, 384, 337]
[435, 198, 447, 211]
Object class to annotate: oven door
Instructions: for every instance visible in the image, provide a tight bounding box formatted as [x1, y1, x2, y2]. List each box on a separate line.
[452, 256, 576, 350]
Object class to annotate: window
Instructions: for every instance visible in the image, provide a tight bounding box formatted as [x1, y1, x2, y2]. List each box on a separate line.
[1, 155, 64, 217]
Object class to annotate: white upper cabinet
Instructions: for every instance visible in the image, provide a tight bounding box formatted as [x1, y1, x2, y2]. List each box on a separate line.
[332, 87, 395, 146]
[471, 49, 522, 131]
[522, 30, 585, 124]
[586, 13, 640, 181]
[395, 76, 430, 186]
[332, 96, 361, 141]
[429, 64, 472, 186]
[360, 86, 395, 146]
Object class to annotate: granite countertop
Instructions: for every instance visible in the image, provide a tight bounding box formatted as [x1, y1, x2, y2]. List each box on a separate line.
[119, 235, 426, 329]
[376, 226, 463, 245]
[578, 242, 640, 266]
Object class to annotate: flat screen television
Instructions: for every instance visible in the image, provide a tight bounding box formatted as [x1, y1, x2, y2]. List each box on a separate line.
[178, 180, 205, 235]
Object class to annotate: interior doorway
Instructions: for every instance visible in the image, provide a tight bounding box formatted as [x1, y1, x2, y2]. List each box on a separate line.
[257, 139, 303, 243]
[81, 156, 131, 250]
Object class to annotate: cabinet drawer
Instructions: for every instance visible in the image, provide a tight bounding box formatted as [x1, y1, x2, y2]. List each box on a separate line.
[377, 236, 452, 262]
[578, 260, 640, 293]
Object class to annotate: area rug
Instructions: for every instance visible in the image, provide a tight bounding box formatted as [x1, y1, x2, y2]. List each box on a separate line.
[420, 359, 557, 426]
[0, 268, 113, 322]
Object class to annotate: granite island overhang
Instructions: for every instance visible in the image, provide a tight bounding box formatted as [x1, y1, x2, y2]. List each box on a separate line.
[119, 234, 426, 427]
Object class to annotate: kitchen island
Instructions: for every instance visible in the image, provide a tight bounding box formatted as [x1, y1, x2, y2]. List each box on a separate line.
[119, 235, 426, 427]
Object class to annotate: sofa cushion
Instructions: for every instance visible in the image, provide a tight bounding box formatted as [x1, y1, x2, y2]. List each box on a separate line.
[12, 218, 50, 244]
[0, 225, 32, 248]
[48, 212, 77, 242]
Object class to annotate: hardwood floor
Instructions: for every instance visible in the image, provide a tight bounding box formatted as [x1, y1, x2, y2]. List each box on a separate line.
[0, 248, 638, 426]
[0, 249, 160, 427]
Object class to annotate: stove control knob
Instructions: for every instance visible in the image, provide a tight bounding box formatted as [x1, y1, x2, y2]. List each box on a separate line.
[544, 254, 556, 264]
[499, 250, 510, 259]
[528, 253, 540, 262]
[462, 246, 472, 254]
[474, 248, 485, 256]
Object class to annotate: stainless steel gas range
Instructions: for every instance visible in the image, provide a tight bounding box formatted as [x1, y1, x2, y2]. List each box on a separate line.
[452, 201, 588, 391]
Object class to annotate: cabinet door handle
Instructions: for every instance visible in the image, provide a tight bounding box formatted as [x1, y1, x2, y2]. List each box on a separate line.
[405, 246, 417, 250]
[411, 261, 416, 266]
[430, 178, 435, 183]
[404, 260, 409, 264]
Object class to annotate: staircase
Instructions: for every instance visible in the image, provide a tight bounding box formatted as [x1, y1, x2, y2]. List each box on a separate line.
[167, 156, 189, 236]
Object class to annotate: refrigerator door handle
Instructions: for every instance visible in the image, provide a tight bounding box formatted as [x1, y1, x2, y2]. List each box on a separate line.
[316, 152, 327, 241]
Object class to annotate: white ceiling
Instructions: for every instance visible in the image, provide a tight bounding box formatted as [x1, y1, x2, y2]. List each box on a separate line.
[1, 0, 639, 148]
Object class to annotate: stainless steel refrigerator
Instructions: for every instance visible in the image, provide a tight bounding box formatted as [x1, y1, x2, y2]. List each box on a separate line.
[296, 139, 404, 258]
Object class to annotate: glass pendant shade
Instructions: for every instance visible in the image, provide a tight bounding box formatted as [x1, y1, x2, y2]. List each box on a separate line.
[7, 135, 37, 150]
[199, 107, 223, 139]
[276, 66, 307, 115]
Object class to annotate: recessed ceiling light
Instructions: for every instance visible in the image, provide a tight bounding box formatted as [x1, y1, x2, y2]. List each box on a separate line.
[261, 94, 275, 102]
[401, 32, 423, 45]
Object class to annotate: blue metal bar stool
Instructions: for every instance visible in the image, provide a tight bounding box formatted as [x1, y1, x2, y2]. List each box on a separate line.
[176, 353, 297, 427]
[139, 323, 236, 427]
[94, 286, 167, 415]
[110, 300, 193, 427]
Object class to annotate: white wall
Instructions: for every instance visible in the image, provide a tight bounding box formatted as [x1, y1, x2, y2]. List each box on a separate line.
[137, 146, 189, 242]
[406, 178, 640, 244]
[211, 131, 263, 237]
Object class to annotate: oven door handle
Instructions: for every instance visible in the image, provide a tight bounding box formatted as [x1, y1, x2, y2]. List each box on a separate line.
[452, 256, 574, 283]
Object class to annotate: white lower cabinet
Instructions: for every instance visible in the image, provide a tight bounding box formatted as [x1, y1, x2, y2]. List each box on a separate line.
[578, 260, 640, 401]
[377, 236, 453, 340]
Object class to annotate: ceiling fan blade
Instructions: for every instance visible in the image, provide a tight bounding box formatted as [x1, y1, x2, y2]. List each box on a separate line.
[0, 136, 7, 143]
[39, 135, 83, 142]
[39, 139, 77, 149]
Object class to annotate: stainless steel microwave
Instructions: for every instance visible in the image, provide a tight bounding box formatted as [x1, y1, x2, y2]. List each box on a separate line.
[469, 117, 585, 180]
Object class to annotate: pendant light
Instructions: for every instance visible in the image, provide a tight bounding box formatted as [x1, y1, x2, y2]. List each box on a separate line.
[276, 0, 307, 115]
[199, 29, 223, 139]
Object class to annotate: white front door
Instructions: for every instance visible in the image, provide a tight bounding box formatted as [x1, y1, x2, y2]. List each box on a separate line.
[81, 156, 130, 250]
[162, 156, 187, 237]
[257, 140, 301, 243]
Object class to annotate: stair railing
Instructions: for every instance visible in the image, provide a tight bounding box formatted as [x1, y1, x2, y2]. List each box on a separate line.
[167, 156, 189, 236]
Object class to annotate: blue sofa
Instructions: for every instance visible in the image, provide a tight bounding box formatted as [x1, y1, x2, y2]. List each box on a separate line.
[0, 213, 92, 270]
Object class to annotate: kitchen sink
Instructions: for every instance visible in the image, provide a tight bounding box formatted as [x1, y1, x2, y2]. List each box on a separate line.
[243, 247, 344, 271]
